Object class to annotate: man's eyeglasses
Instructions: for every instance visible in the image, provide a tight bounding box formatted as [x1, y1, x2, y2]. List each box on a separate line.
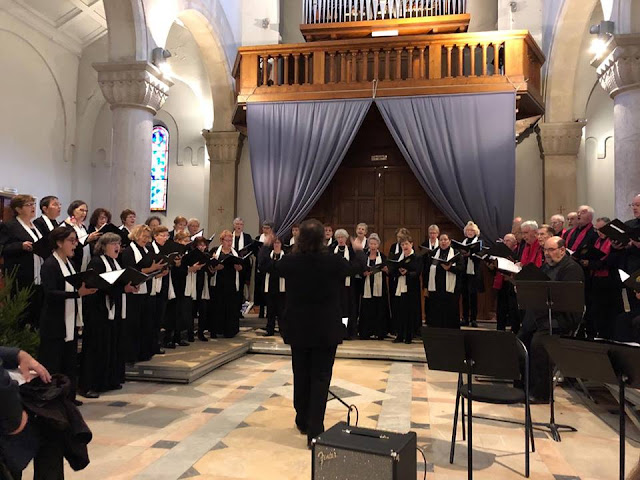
[543, 247, 561, 253]
[629, 203, 640, 208]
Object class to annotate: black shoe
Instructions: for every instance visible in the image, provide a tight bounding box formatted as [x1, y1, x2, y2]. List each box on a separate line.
[164, 342, 176, 349]
[109, 384, 123, 390]
[263, 331, 274, 337]
[404, 339, 412, 344]
[81, 390, 99, 399]
[72, 399, 84, 406]
[178, 340, 190, 347]
[393, 337, 403, 343]
[460, 320, 469, 327]
[296, 423, 307, 435]
[155, 348, 166, 355]
[470, 321, 478, 328]
[198, 334, 209, 342]
[210, 333, 217, 339]
[187, 335, 195, 343]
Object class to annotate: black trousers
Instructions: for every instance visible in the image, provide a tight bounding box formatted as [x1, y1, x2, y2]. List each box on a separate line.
[265, 291, 286, 335]
[125, 294, 153, 362]
[38, 336, 78, 400]
[151, 294, 168, 351]
[291, 345, 337, 443]
[4, 420, 64, 480]
[461, 275, 478, 323]
[496, 285, 519, 332]
[586, 278, 623, 339]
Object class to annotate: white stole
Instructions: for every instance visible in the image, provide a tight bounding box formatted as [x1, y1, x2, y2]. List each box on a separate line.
[394, 243, 401, 255]
[100, 255, 126, 320]
[211, 245, 240, 291]
[363, 252, 383, 298]
[464, 237, 477, 275]
[335, 245, 351, 286]
[150, 242, 175, 300]
[53, 252, 82, 341]
[290, 237, 295, 246]
[394, 249, 414, 297]
[327, 238, 333, 246]
[235, 233, 245, 250]
[130, 243, 148, 295]
[353, 236, 367, 250]
[17, 217, 43, 285]
[428, 248, 457, 293]
[264, 251, 286, 293]
[71, 223, 90, 272]
[41, 216, 55, 232]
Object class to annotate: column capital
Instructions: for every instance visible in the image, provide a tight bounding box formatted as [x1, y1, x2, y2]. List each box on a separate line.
[202, 130, 245, 165]
[93, 61, 173, 114]
[537, 121, 586, 157]
[593, 34, 640, 98]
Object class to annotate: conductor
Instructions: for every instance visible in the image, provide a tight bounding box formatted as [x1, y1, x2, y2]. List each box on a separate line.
[265, 219, 365, 448]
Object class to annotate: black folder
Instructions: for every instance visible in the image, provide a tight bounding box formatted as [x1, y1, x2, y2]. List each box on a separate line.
[599, 219, 640, 244]
[619, 268, 640, 292]
[451, 240, 483, 254]
[515, 264, 550, 281]
[32, 236, 52, 259]
[430, 253, 462, 267]
[97, 223, 129, 242]
[573, 244, 606, 261]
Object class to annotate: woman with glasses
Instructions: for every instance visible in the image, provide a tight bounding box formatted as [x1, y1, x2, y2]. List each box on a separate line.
[79, 233, 138, 398]
[40, 226, 98, 404]
[63, 200, 102, 273]
[0, 194, 46, 329]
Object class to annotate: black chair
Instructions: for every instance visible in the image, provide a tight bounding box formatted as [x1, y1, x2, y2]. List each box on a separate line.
[450, 331, 535, 477]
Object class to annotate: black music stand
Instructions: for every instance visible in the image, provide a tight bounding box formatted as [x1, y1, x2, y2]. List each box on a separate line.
[515, 279, 584, 442]
[544, 337, 640, 480]
[422, 327, 533, 479]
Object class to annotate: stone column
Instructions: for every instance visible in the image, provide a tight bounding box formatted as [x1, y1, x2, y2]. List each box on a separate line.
[594, 34, 640, 218]
[202, 130, 245, 235]
[538, 121, 586, 220]
[94, 61, 172, 218]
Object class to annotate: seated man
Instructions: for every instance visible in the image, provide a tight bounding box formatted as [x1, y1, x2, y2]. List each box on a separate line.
[517, 237, 585, 402]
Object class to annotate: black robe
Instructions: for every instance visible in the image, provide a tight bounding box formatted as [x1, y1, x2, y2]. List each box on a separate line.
[258, 246, 287, 337]
[426, 247, 464, 329]
[359, 253, 390, 339]
[211, 251, 240, 338]
[389, 253, 422, 342]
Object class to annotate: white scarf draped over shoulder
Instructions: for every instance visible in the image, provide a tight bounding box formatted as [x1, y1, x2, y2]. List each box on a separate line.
[394, 249, 414, 297]
[17, 217, 43, 285]
[100, 255, 126, 320]
[150, 241, 175, 300]
[428, 247, 457, 294]
[264, 250, 286, 293]
[53, 252, 82, 341]
[69, 222, 91, 272]
[334, 245, 351, 286]
[363, 252, 383, 298]
[210, 245, 240, 291]
[130, 243, 149, 295]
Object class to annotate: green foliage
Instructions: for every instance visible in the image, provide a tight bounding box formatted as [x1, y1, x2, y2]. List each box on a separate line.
[0, 268, 39, 355]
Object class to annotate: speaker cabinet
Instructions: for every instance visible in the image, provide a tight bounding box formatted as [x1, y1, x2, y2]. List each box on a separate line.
[312, 422, 417, 480]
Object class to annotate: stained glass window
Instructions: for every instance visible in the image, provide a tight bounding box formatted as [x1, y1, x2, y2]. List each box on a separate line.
[150, 125, 169, 211]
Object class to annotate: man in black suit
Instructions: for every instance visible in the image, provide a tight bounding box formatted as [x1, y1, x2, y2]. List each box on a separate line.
[270, 219, 365, 447]
[232, 217, 253, 314]
[610, 194, 640, 312]
[517, 236, 585, 402]
[33, 196, 61, 236]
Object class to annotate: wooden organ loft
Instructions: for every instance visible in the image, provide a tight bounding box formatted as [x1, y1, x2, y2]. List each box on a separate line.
[232, 0, 545, 132]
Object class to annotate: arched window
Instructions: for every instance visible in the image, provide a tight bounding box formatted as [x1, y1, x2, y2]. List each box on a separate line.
[150, 125, 169, 211]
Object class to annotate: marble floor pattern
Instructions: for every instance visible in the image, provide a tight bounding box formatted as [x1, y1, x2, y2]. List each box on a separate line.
[24, 353, 640, 480]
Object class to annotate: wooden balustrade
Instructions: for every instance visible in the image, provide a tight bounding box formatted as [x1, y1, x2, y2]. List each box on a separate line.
[233, 30, 545, 123]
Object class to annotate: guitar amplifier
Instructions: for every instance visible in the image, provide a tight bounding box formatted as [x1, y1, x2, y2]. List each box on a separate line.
[312, 422, 417, 480]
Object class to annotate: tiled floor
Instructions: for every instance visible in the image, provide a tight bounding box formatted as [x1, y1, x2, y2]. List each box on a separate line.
[24, 351, 640, 480]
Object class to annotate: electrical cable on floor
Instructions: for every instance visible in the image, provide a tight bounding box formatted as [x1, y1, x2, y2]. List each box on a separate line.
[417, 446, 427, 480]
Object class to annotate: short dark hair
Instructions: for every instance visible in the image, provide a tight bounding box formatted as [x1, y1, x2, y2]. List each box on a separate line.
[596, 216, 611, 224]
[192, 236, 209, 248]
[145, 215, 162, 226]
[89, 208, 112, 227]
[295, 219, 325, 254]
[556, 237, 566, 248]
[67, 200, 87, 217]
[40, 195, 58, 211]
[9, 194, 35, 215]
[49, 225, 76, 250]
[120, 209, 136, 223]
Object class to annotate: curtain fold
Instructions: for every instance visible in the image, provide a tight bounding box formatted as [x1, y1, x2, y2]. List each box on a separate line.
[247, 99, 372, 236]
[375, 93, 516, 243]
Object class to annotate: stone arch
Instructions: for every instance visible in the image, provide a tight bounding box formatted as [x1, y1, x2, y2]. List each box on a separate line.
[102, 0, 150, 61]
[545, 0, 600, 122]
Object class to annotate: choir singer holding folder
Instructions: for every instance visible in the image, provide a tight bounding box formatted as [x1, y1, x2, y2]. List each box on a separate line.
[263, 219, 366, 448]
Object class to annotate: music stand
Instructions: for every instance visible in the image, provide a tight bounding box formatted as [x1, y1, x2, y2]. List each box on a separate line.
[422, 327, 533, 479]
[515, 279, 584, 442]
[544, 337, 640, 480]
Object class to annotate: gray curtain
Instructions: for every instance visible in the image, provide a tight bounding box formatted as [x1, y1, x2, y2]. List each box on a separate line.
[247, 99, 372, 236]
[375, 93, 516, 242]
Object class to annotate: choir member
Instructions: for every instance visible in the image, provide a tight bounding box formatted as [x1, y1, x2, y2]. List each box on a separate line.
[421, 224, 440, 324]
[79, 233, 137, 398]
[493, 233, 520, 332]
[0, 194, 45, 328]
[390, 235, 422, 343]
[33, 195, 61, 236]
[519, 221, 542, 268]
[389, 227, 410, 258]
[210, 230, 243, 338]
[421, 224, 439, 251]
[145, 216, 162, 229]
[119, 209, 136, 236]
[39, 226, 98, 404]
[582, 217, 624, 339]
[120, 224, 166, 362]
[426, 233, 464, 329]
[148, 226, 172, 351]
[352, 223, 368, 251]
[233, 217, 253, 308]
[537, 225, 555, 263]
[512, 217, 526, 259]
[289, 223, 300, 246]
[88, 208, 111, 233]
[610, 195, 640, 312]
[258, 237, 287, 337]
[359, 233, 389, 340]
[169, 215, 188, 240]
[187, 218, 201, 236]
[460, 221, 483, 328]
[324, 224, 335, 248]
[233, 217, 253, 250]
[566, 205, 598, 254]
[168, 231, 195, 344]
[187, 236, 209, 341]
[550, 214, 566, 237]
[517, 237, 584, 402]
[332, 229, 357, 339]
[267, 219, 366, 448]
[254, 221, 274, 318]
[63, 200, 101, 273]
[351, 223, 368, 327]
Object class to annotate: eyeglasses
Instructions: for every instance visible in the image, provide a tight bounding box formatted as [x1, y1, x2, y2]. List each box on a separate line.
[23, 202, 36, 207]
[76, 209, 88, 213]
[629, 203, 640, 208]
[543, 247, 561, 253]
[65, 237, 79, 244]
